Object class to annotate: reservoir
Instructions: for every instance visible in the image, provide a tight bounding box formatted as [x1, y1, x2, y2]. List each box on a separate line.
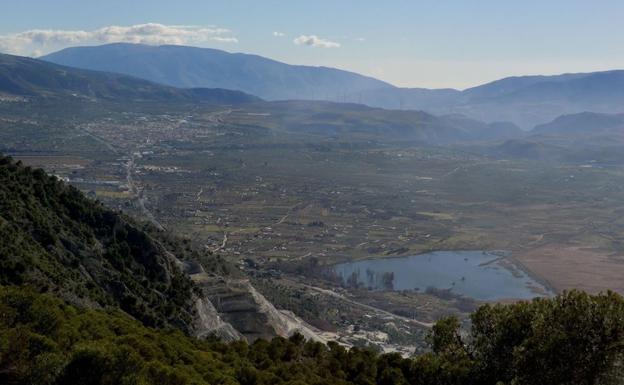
[332, 250, 553, 301]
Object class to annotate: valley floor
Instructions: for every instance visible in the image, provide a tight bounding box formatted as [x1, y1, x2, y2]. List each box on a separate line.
[5, 99, 624, 351]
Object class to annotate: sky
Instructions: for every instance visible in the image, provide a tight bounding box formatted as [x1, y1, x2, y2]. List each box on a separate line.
[1, 0, 623, 89]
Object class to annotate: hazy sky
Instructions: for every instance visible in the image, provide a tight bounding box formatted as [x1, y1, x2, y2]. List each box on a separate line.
[2, 0, 623, 89]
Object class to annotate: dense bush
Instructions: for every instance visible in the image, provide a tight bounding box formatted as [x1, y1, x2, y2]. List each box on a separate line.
[0, 286, 623, 385]
[0, 155, 202, 331]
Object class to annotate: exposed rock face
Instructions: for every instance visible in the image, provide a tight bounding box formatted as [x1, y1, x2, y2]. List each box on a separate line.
[201, 277, 278, 341]
[196, 277, 321, 341]
[192, 296, 243, 341]
[240, 280, 324, 342]
[179, 257, 322, 342]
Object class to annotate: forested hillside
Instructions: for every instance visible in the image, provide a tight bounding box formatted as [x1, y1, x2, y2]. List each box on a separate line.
[1, 287, 623, 385]
[0, 155, 228, 331]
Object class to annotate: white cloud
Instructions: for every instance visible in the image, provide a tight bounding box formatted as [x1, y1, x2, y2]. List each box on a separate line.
[0, 23, 238, 56]
[273, 31, 285, 37]
[293, 35, 340, 48]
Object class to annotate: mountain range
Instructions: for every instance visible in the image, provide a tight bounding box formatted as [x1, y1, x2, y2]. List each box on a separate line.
[532, 111, 624, 136]
[0, 52, 524, 145]
[0, 52, 259, 104]
[484, 111, 624, 163]
[42, 43, 624, 128]
[42, 43, 392, 101]
[3, 47, 621, 144]
[2, 41, 624, 385]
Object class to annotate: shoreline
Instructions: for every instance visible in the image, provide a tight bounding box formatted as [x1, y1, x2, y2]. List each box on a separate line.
[507, 251, 559, 297]
[330, 249, 556, 301]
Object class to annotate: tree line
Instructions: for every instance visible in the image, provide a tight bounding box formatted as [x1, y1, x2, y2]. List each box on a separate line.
[0, 286, 622, 385]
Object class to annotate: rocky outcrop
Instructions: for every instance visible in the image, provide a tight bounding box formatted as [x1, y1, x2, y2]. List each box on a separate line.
[178, 257, 322, 342]
[244, 281, 325, 342]
[195, 276, 322, 341]
[192, 296, 243, 341]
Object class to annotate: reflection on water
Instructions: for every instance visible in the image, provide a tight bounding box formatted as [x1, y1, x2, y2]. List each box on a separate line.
[332, 250, 553, 301]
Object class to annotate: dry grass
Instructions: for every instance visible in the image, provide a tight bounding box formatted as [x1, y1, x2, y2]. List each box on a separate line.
[516, 245, 624, 294]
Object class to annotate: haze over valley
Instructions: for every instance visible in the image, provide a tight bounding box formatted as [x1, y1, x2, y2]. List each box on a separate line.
[2, 2, 624, 384]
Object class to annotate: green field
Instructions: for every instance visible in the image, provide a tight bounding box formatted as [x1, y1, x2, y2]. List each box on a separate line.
[5, 98, 624, 349]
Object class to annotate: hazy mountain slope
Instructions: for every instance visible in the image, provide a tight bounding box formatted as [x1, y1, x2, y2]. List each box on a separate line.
[532, 112, 624, 136]
[254, 100, 522, 144]
[474, 71, 624, 122]
[349, 87, 462, 112]
[438, 114, 523, 141]
[460, 73, 590, 99]
[0, 53, 260, 104]
[42, 43, 393, 100]
[42, 44, 624, 127]
[376, 71, 624, 128]
[487, 112, 624, 163]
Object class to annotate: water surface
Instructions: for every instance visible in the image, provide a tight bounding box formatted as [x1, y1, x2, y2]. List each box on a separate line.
[332, 250, 552, 301]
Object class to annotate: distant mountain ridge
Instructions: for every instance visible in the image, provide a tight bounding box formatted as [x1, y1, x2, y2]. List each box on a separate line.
[244, 100, 523, 144]
[0, 52, 260, 104]
[42, 43, 392, 101]
[488, 112, 624, 163]
[0, 51, 524, 145]
[356, 71, 624, 128]
[42, 43, 624, 127]
[532, 111, 624, 136]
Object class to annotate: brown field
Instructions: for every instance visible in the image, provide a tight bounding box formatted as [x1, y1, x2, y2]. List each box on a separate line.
[516, 245, 624, 294]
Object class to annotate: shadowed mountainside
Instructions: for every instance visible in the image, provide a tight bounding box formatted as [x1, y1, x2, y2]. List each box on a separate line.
[0, 52, 260, 104]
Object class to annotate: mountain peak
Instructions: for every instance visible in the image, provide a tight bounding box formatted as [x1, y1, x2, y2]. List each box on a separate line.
[42, 43, 394, 100]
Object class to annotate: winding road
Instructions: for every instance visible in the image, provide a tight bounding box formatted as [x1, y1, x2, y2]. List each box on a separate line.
[125, 153, 165, 231]
[287, 279, 434, 329]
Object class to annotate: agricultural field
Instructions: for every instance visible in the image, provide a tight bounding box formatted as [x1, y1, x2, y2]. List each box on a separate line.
[4, 98, 624, 350]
